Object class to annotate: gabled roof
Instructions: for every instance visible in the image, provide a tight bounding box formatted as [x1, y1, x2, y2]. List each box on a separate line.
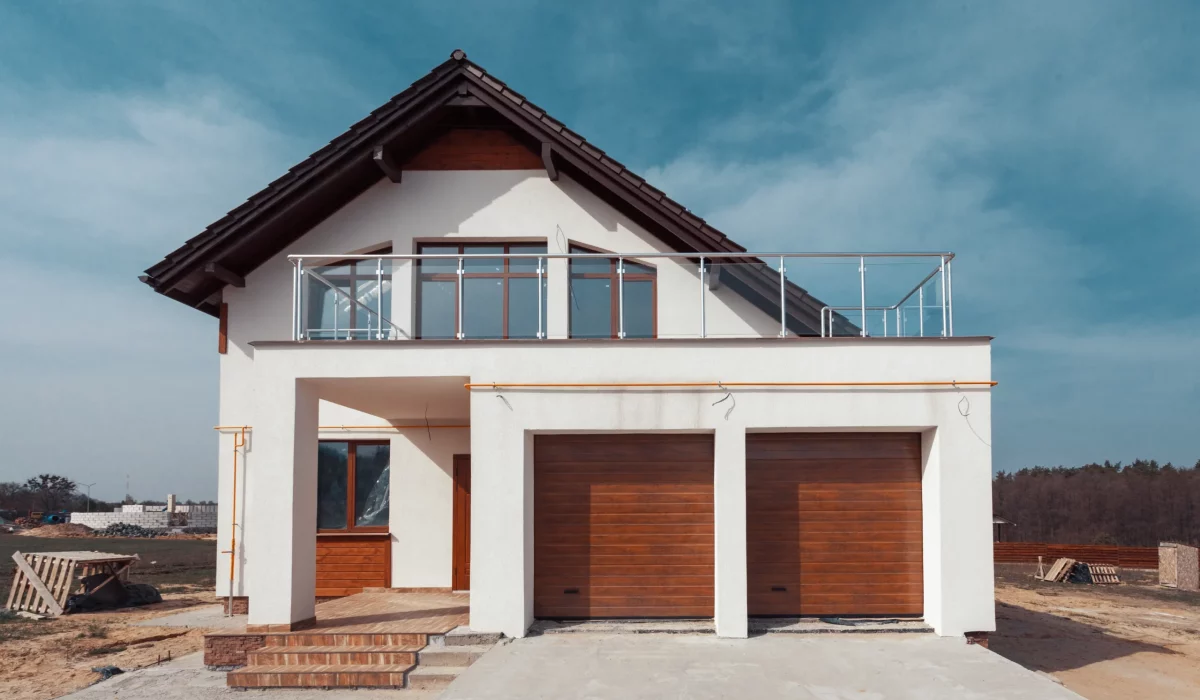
[142, 50, 855, 336]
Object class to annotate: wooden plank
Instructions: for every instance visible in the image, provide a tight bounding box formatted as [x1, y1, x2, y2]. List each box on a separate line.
[10, 552, 63, 615]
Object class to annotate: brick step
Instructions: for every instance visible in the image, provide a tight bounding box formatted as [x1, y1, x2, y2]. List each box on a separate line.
[417, 645, 492, 667]
[248, 645, 421, 666]
[264, 632, 427, 647]
[407, 665, 468, 691]
[227, 664, 413, 688]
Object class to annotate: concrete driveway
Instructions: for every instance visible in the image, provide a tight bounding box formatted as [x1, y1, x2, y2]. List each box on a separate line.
[442, 633, 1085, 700]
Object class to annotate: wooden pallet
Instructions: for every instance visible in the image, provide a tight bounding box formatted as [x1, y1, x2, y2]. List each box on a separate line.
[5, 551, 139, 616]
[1041, 557, 1075, 582]
[1086, 564, 1121, 584]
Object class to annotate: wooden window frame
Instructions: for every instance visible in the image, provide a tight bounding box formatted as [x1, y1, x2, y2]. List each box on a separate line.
[568, 243, 657, 339]
[317, 439, 390, 534]
[415, 242, 547, 340]
[307, 247, 392, 339]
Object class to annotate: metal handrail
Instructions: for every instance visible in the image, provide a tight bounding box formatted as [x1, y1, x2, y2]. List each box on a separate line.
[289, 250, 956, 341]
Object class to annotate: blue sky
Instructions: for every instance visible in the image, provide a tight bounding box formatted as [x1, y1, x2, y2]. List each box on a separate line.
[1, 1, 1197, 501]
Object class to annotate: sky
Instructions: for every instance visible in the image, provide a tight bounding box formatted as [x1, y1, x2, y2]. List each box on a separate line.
[0, 1, 1197, 502]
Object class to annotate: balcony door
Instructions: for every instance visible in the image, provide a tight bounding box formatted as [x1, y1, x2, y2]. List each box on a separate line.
[416, 242, 547, 339]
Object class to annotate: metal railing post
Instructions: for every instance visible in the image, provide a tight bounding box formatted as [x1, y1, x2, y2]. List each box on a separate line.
[536, 256, 544, 339]
[919, 286, 924, 337]
[291, 261, 298, 341]
[457, 256, 464, 340]
[896, 306, 901, 338]
[617, 256, 625, 339]
[376, 258, 384, 340]
[778, 256, 787, 337]
[297, 259, 305, 340]
[946, 259, 954, 337]
[699, 256, 706, 339]
[820, 307, 826, 338]
[883, 308, 888, 337]
[859, 256, 867, 337]
[940, 256, 947, 337]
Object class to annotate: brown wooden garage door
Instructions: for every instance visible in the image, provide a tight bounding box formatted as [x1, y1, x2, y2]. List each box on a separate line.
[534, 434, 714, 618]
[747, 433, 923, 617]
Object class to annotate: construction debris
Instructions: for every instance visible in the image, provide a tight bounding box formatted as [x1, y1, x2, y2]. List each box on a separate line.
[5, 551, 141, 616]
[1039, 557, 1120, 585]
[1041, 558, 1076, 582]
[96, 523, 162, 538]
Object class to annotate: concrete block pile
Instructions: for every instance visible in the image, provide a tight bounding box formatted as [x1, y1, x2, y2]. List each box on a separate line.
[70, 511, 172, 530]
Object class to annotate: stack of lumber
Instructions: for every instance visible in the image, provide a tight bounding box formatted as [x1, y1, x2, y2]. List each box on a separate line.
[1041, 558, 1076, 582]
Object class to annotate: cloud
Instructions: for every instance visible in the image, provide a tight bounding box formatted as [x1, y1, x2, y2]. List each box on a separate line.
[643, 1, 1200, 470]
[0, 76, 295, 500]
[0, 78, 292, 254]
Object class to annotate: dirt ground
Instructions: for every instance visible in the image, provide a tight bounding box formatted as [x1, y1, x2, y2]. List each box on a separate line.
[0, 535, 220, 700]
[0, 589, 217, 700]
[991, 564, 1200, 700]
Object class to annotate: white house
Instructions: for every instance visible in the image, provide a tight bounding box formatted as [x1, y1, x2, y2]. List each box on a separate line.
[142, 50, 995, 641]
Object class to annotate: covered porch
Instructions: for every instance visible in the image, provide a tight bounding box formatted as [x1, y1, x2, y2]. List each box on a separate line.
[241, 375, 472, 630]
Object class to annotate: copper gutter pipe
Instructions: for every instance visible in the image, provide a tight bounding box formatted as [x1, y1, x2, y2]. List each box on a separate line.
[463, 380, 997, 389]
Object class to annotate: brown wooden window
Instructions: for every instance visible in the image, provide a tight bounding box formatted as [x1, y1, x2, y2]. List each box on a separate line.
[306, 248, 392, 340]
[569, 245, 656, 338]
[317, 440, 390, 532]
[416, 243, 547, 339]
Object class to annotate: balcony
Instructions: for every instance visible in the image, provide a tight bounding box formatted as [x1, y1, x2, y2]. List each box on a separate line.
[288, 249, 957, 342]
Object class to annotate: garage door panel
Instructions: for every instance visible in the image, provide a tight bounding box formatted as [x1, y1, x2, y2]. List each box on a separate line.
[535, 434, 715, 619]
[537, 435, 713, 462]
[747, 433, 923, 618]
[747, 434, 922, 460]
[538, 512, 715, 526]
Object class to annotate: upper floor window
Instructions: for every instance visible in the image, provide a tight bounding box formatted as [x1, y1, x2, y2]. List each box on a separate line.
[306, 249, 392, 340]
[317, 440, 390, 532]
[569, 245, 656, 339]
[416, 243, 547, 339]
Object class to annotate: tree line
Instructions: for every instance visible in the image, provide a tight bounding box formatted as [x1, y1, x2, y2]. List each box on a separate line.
[0, 473, 214, 519]
[993, 459, 1200, 547]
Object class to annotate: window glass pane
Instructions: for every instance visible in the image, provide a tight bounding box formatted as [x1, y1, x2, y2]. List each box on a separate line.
[317, 443, 349, 530]
[463, 277, 505, 338]
[463, 246, 504, 273]
[354, 444, 390, 528]
[508, 277, 547, 339]
[569, 276, 612, 338]
[624, 259, 655, 274]
[419, 245, 458, 274]
[623, 279, 655, 338]
[569, 246, 611, 274]
[355, 278, 380, 336]
[306, 276, 351, 340]
[418, 279, 457, 339]
[509, 245, 547, 273]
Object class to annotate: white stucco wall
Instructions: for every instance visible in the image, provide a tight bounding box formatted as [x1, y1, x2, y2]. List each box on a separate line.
[241, 338, 995, 639]
[215, 168, 784, 600]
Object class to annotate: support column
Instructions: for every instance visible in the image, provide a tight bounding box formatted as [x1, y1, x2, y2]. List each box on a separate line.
[714, 424, 748, 638]
[467, 394, 532, 637]
[246, 378, 319, 630]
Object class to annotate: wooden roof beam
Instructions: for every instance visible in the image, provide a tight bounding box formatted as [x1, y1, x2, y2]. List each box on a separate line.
[373, 144, 403, 183]
[204, 262, 245, 288]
